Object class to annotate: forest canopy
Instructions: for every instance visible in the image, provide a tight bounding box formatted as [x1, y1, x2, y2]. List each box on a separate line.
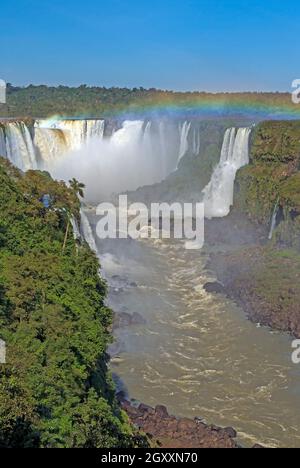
[0, 159, 136, 448]
[0, 84, 295, 119]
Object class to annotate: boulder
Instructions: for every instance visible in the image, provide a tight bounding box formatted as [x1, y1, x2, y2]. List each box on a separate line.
[204, 281, 226, 295]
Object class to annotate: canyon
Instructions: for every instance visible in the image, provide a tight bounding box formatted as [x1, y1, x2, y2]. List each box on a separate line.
[1, 116, 300, 447]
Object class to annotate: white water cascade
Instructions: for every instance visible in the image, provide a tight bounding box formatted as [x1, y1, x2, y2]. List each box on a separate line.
[203, 127, 251, 219]
[34, 128, 68, 166]
[0, 118, 199, 201]
[50, 119, 188, 201]
[0, 127, 6, 157]
[80, 209, 98, 254]
[268, 199, 280, 240]
[36, 119, 106, 150]
[70, 216, 81, 241]
[192, 127, 201, 155]
[0, 122, 38, 171]
[178, 121, 191, 164]
[0, 119, 107, 171]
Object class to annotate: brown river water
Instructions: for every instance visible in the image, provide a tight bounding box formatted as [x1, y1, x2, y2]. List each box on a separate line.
[88, 213, 300, 448]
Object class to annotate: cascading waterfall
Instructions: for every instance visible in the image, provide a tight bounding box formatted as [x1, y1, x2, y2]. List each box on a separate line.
[268, 198, 280, 240]
[192, 126, 201, 155]
[0, 119, 107, 172]
[0, 127, 6, 157]
[36, 119, 106, 150]
[50, 119, 189, 200]
[178, 121, 191, 164]
[0, 117, 202, 201]
[80, 208, 98, 254]
[34, 127, 68, 166]
[70, 216, 81, 241]
[203, 127, 251, 219]
[0, 122, 38, 171]
[159, 121, 168, 177]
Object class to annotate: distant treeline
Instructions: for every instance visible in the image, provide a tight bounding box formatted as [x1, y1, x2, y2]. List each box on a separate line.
[0, 83, 294, 118]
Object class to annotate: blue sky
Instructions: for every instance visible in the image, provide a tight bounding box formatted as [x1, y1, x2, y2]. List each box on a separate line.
[1, 0, 298, 91]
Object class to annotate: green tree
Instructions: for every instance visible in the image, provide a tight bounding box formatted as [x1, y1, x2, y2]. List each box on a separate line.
[69, 178, 85, 199]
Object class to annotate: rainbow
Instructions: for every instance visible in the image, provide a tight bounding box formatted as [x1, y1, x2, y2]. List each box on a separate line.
[44, 92, 300, 121]
[107, 93, 300, 120]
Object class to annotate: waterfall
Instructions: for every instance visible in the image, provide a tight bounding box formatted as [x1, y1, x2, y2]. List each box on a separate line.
[34, 128, 68, 166]
[0, 117, 196, 200]
[268, 199, 280, 240]
[4, 122, 38, 171]
[143, 121, 157, 180]
[36, 119, 106, 150]
[86, 120, 106, 141]
[178, 121, 191, 164]
[159, 121, 168, 178]
[203, 127, 251, 219]
[192, 127, 201, 155]
[0, 119, 107, 173]
[70, 216, 81, 241]
[0, 127, 6, 157]
[50, 119, 186, 200]
[80, 208, 98, 254]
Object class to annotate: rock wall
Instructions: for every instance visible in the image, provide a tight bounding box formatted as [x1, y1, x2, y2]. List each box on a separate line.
[234, 121, 300, 248]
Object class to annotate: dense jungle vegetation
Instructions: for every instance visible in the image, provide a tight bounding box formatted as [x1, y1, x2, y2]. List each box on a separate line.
[0, 159, 137, 448]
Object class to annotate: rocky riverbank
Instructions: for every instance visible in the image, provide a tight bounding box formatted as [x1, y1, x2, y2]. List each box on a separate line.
[117, 396, 239, 448]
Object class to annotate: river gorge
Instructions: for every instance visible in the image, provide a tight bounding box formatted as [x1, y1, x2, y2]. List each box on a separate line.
[1, 116, 300, 448]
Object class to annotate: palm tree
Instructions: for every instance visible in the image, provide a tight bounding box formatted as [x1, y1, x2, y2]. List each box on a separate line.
[69, 178, 85, 198]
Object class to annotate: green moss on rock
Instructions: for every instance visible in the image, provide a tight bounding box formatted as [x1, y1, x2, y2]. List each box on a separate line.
[251, 121, 300, 165]
[234, 121, 300, 248]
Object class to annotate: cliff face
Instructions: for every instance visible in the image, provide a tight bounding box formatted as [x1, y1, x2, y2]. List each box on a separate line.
[235, 121, 300, 248]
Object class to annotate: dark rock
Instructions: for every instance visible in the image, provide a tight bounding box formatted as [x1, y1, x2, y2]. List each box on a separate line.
[224, 427, 237, 438]
[114, 312, 132, 328]
[210, 424, 221, 432]
[111, 274, 123, 281]
[138, 403, 155, 414]
[204, 281, 226, 295]
[155, 405, 169, 418]
[114, 311, 146, 330]
[116, 391, 127, 403]
[132, 312, 146, 325]
[120, 399, 131, 410]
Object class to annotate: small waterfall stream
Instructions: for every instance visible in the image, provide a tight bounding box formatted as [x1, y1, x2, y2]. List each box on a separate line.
[268, 199, 280, 240]
[178, 121, 191, 165]
[80, 208, 98, 254]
